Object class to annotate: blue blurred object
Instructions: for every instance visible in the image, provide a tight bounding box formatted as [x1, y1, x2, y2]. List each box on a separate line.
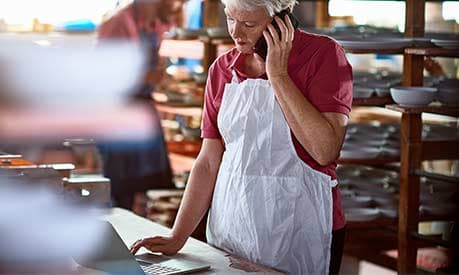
[60, 19, 96, 32]
[177, 0, 203, 71]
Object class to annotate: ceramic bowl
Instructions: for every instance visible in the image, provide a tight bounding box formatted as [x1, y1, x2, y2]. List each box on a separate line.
[390, 86, 437, 107]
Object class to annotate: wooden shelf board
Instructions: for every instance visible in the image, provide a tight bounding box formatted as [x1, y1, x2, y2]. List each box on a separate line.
[414, 169, 459, 184]
[167, 140, 201, 158]
[346, 217, 397, 229]
[386, 104, 459, 117]
[159, 39, 204, 59]
[156, 104, 203, 117]
[353, 96, 394, 106]
[338, 156, 399, 165]
[405, 47, 459, 58]
[419, 213, 458, 222]
[169, 153, 196, 174]
[345, 48, 404, 55]
[410, 231, 451, 248]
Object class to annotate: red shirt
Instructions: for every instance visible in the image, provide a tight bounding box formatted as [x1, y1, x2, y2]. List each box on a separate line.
[201, 30, 353, 230]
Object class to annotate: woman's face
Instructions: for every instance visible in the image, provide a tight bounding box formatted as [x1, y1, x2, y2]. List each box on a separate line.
[224, 6, 271, 54]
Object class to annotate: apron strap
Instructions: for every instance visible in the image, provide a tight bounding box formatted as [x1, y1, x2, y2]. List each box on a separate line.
[231, 70, 239, 84]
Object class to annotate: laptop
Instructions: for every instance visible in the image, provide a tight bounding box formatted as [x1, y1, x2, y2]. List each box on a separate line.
[74, 221, 210, 275]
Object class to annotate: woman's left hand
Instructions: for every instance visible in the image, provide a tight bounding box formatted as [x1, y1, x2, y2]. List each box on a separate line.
[263, 14, 295, 80]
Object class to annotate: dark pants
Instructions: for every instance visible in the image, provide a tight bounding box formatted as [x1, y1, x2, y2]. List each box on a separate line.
[330, 227, 346, 275]
[111, 169, 173, 210]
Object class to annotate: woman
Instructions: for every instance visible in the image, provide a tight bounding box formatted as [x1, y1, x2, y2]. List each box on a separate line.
[97, 0, 187, 211]
[130, 0, 352, 274]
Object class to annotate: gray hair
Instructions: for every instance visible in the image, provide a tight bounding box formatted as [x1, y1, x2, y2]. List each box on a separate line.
[221, 0, 298, 17]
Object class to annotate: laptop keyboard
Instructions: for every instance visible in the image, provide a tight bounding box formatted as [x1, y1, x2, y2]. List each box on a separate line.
[141, 263, 182, 275]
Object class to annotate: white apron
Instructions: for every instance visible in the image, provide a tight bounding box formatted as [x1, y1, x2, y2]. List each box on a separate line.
[206, 71, 337, 274]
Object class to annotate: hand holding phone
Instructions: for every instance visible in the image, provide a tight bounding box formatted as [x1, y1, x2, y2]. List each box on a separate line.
[253, 10, 299, 61]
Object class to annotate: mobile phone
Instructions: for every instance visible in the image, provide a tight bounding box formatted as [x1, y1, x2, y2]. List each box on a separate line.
[253, 10, 299, 61]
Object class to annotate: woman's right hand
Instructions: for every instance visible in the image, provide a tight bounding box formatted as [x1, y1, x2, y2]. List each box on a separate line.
[129, 235, 186, 256]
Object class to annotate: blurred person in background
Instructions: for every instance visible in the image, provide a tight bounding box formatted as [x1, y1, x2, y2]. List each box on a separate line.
[97, 0, 188, 214]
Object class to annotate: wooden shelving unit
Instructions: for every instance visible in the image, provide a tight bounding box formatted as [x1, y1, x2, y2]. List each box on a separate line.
[335, 0, 459, 273]
[157, 2, 458, 273]
[353, 96, 394, 107]
[344, 48, 405, 55]
[338, 156, 399, 165]
[387, 104, 458, 274]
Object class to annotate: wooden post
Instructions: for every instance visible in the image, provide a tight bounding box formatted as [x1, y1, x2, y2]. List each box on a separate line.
[398, 113, 422, 274]
[203, 0, 220, 28]
[402, 54, 424, 86]
[315, 0, 330, 29]
[202, 39, 217, 74]
[400, 2, 426, 272]
[405, 0, 425, 38]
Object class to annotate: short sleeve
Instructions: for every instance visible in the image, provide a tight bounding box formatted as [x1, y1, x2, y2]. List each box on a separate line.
[306, 41, 353, 116]
[201, 62, 222, 139]
[97, 9, 138, 40]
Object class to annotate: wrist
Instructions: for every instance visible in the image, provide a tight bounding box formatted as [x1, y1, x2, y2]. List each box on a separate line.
[170, 230, 188, 244]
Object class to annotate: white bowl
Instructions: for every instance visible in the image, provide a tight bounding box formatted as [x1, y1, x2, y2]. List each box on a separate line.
[390, 86, 437, 107]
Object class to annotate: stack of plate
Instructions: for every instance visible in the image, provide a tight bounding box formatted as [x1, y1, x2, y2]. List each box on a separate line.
[341, 123, 400, 159]
[345, 208, 380, 222]
[337, 38, 413, 50]
[352, 71, 402, 99]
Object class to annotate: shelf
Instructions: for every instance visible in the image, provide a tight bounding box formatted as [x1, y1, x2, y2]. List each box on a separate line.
[167, 140, 201, 158]
[168, 153, 196, 174]
[405, 47, 459, 58]
[414, 169, 459, 184]
[344, 48, 404, 55]
[386, 104, 459, 117]
[347, 217, 397, 229]
[410, 231, 451, 248]
[353, 96, 393, 107]
[159, 39, 204, 59]
[156, 104, 203, 117]
[338, 156, 399, 165]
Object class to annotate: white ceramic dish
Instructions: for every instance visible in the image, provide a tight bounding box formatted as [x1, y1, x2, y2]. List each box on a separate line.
[342, 195, 373, 208]
[175, 28, 206, 39]
[345, 208, 380, 222]
[353, 86, 375, 98]
[206, 27, 230, 38]
[390, 86, 437, 107]
[340, 146, 381, 159]
[378, 207, 398, 218]
[431, 39, 459, 50]
[337, 38, 412, 50]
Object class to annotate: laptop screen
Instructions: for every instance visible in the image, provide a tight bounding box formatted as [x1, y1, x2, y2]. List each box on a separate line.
[74, 221, 145, 275]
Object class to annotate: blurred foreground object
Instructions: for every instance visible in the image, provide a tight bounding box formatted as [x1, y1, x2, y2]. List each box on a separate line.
[0, 34, 158, 143]
[0, 183, 105, 273]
